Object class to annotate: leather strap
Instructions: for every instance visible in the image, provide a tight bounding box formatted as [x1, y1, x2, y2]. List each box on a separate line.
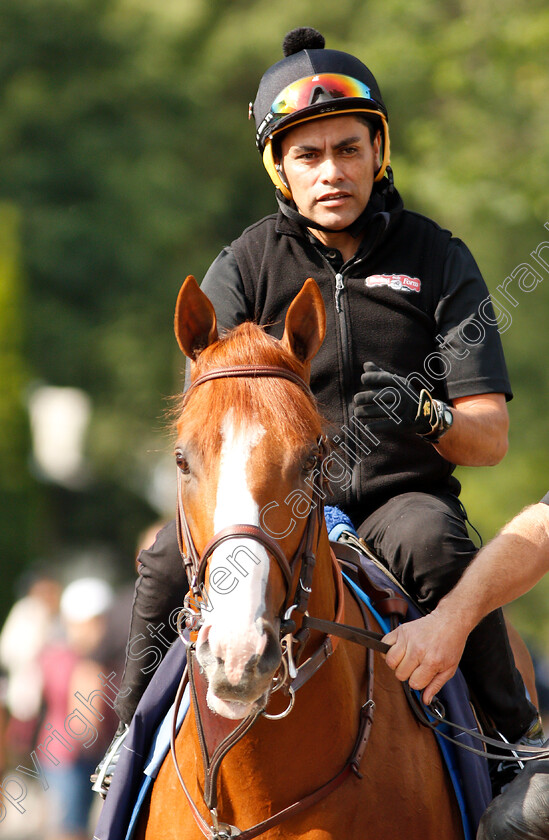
[182, 365, 314, 407]
[234, 683, 376, 840]
[403, 684, 549, 762]
[302, 615, 390, 655]
[236, 588, 378, 840]
[235, 763, 357, 840]
[170, 667, 212, 838]
[197, 524, 294, 592]
[287, 549, 345, 693]
[188, 650, 263, 811]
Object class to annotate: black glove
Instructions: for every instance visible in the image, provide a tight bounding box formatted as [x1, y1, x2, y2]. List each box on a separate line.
[353, 361, 439, 437]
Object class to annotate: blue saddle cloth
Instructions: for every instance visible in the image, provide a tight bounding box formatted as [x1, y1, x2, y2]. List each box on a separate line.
[93, 545, 492, 840]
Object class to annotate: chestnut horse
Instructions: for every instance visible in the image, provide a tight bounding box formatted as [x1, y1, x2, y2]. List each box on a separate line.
[136, 276, 464, 840]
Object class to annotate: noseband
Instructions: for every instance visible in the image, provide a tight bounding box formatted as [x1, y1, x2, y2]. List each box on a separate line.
[176, 363, 328, 628]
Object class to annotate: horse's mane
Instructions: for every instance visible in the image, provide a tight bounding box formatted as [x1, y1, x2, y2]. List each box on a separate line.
[175, 322, 324, 456]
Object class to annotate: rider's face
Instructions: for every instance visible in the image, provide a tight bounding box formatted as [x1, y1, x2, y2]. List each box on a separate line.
[279, 115, 381, 230]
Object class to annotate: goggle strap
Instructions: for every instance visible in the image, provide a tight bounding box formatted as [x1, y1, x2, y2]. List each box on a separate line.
[263, 142, 292, 199]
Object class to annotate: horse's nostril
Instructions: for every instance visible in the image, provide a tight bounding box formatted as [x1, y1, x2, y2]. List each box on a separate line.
[263, 631, 282, 662]
[241, 629, 281, 676]
[259, 627, 282, 675]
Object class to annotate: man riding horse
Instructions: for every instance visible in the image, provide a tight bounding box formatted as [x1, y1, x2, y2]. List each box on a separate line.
[103, 27, 545, 797]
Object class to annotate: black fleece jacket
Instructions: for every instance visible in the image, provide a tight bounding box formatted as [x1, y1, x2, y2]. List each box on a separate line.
[200, 186, 511, 520]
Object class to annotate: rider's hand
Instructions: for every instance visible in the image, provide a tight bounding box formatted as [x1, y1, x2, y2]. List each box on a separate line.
[353, 362, 437, 436]
[382, 613, 469, 706]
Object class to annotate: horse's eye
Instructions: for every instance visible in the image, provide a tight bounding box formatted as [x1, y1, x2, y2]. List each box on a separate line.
[175, 450, 190, 474]
[302, 451, 319, 474]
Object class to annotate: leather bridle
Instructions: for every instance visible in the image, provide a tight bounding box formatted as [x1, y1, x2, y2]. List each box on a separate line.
[171, 362, 378, 840]
[175, 363, 329, 624]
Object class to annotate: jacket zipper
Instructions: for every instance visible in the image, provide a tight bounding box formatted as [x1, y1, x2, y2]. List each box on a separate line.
[313, 242, 369, 507]
[313, 251, 354, 418]
[333, 261, 368, 507]
[333, 260, 366, 389]
[335, 272, 345, 313]
[334, 271, 352, 398]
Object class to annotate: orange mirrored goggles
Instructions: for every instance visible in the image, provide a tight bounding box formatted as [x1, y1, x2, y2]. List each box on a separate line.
[270, 73, 378, 117]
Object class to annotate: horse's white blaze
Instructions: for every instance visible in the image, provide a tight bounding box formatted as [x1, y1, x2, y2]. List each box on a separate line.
[204, 410, 269, 686]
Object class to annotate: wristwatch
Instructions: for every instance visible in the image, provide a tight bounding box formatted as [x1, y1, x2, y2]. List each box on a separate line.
[428, 399, 454, 443]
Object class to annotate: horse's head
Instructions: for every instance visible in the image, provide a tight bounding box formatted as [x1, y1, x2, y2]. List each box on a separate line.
[174, 276, 326, 720]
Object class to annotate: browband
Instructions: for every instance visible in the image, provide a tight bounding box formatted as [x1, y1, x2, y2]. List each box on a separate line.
[182, 364, 314, 406]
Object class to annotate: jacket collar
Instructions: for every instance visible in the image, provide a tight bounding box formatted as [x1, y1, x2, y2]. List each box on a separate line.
[274, 180, 404, 258]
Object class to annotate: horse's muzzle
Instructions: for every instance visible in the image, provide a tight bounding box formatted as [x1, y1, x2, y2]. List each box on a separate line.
[196, 621, 281, 714]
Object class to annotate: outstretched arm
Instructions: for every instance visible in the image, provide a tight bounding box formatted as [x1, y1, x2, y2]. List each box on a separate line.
[382, 499, 549, 704]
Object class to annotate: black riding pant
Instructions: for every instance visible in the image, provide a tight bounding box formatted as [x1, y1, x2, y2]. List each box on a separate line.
[115, 518, 184, 725]
[115, 493, 536, 741]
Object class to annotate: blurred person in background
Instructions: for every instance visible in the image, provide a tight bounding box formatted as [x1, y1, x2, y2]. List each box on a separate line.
[39, 577, 117, 840]
[0, 570, 61, 768]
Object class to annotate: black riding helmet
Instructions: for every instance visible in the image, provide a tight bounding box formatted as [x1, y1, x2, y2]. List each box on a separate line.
[250, 28, 390, 199]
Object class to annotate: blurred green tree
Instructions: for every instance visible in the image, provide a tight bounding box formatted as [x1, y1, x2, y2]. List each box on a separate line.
[0, 0, 548, 636]
[0, 203, 38, 618]
[0, 0, 195, 582]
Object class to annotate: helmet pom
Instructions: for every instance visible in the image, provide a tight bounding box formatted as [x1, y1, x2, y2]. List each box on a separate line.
[282, 27, 325, 57]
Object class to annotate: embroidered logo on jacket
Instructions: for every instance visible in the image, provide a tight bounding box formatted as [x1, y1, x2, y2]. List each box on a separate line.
[365, 274, 421, 293]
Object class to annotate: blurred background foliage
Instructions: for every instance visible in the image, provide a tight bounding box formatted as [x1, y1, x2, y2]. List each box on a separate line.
[0, 0, 548, 644]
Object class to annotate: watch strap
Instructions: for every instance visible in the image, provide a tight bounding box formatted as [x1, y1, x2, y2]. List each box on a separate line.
[421, 398, 453, 443]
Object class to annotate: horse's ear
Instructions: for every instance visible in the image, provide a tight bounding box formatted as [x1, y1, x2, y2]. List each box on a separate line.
[174, 276, 219, 360]
[282, 278, 326, 364]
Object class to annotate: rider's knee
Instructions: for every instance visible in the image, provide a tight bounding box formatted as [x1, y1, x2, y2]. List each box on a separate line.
[477, 761, 549, 840]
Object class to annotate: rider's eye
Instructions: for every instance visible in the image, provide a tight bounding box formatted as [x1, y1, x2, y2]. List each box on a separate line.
[175, 450, 190, 474]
